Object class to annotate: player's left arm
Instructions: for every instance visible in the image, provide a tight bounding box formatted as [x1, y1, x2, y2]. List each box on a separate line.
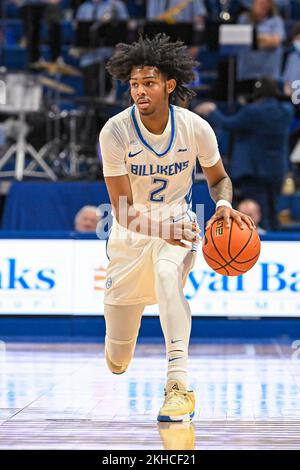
[201, 159, 255, 231]
[194, 113, 255, 231]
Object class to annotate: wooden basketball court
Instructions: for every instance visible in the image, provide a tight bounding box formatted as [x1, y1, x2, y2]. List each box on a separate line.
[0, 341, 299, 450]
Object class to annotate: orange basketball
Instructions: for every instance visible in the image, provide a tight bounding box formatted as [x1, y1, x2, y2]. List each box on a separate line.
[202, 218, 261, 276]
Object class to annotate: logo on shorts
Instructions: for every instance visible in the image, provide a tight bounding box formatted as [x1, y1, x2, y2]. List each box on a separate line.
[105, 277, 112, 289]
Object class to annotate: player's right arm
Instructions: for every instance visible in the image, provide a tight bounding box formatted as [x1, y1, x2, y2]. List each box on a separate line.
[104, 174, 199, 247]
[100, 122, 199, 247]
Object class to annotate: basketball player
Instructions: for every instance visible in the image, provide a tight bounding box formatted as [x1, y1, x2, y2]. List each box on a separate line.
[99, 34, 254, 422]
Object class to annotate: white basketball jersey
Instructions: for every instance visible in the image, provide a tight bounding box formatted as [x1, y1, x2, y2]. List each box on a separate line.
[100, 105, 220, 221]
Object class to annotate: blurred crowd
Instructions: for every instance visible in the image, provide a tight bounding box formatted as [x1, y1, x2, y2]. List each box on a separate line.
[0, 0, 300, 231]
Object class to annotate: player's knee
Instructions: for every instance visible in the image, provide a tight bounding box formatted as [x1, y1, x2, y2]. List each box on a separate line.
[105, 350, 129, 374]
[105, 336, 136, 374]
[155, 261, 179, 294]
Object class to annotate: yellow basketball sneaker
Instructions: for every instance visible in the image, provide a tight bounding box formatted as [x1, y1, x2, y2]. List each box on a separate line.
[157, 380, 195, 422]
[157, 421, 195, 450]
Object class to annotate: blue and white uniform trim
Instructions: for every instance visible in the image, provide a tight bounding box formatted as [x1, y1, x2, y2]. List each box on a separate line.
[131, 105, 175, 158]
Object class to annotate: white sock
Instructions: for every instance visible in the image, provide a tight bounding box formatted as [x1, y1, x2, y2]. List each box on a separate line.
[155, 258, 191, 389]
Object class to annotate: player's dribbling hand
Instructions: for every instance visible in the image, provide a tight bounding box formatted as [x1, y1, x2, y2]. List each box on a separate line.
[165, 220, 202, 248]
[206, 207, 256, 231]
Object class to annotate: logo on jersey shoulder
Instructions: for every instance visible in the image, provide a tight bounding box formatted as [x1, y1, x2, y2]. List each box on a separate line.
[128, 149, 143, 158]
[177, 148, 188, 152]
[105, 277, 112, 289]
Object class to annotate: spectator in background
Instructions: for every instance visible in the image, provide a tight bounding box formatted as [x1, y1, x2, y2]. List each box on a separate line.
[74, 205, 102, 232]
[237, 0, 291, 19]
[76, 0, 129, 20]
[282, 22, 300, 160]
[236, 0, 286, 95]
[282, 22, 300, 97]
[237, 199, 266, 234]
[76, 0, 129, 97]
[146, 0, 206, 24]
[194, 77, 294, 231]
[125, 0, 145, 18]
[0, 25, 3, 53]
[12, 0, 62, 65]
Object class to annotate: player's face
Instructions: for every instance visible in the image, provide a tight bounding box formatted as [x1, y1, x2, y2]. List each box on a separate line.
[130, 66, 176, 116]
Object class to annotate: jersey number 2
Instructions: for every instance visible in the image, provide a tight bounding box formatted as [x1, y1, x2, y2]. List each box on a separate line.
[149, 177, 168, 202]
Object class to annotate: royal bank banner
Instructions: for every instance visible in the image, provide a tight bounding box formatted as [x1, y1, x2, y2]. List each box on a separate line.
[0, 239, 299, 317]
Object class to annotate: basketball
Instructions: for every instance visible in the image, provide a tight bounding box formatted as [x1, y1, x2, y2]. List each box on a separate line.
[202, 218, 261, 276]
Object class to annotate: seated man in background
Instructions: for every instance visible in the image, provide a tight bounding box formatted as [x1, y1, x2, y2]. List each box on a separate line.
[74, 205, 102, 233]
[237, 199, 266, 234]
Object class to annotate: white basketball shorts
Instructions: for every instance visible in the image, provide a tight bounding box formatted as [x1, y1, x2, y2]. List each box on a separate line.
[104, 220, 197, 306]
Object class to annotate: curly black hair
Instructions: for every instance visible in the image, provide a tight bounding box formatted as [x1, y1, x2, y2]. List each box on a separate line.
[106, 34, 199, 101]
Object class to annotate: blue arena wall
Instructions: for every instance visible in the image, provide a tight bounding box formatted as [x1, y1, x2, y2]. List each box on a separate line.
[0, 231, 299, 341]
[0, 315, 300, 342]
